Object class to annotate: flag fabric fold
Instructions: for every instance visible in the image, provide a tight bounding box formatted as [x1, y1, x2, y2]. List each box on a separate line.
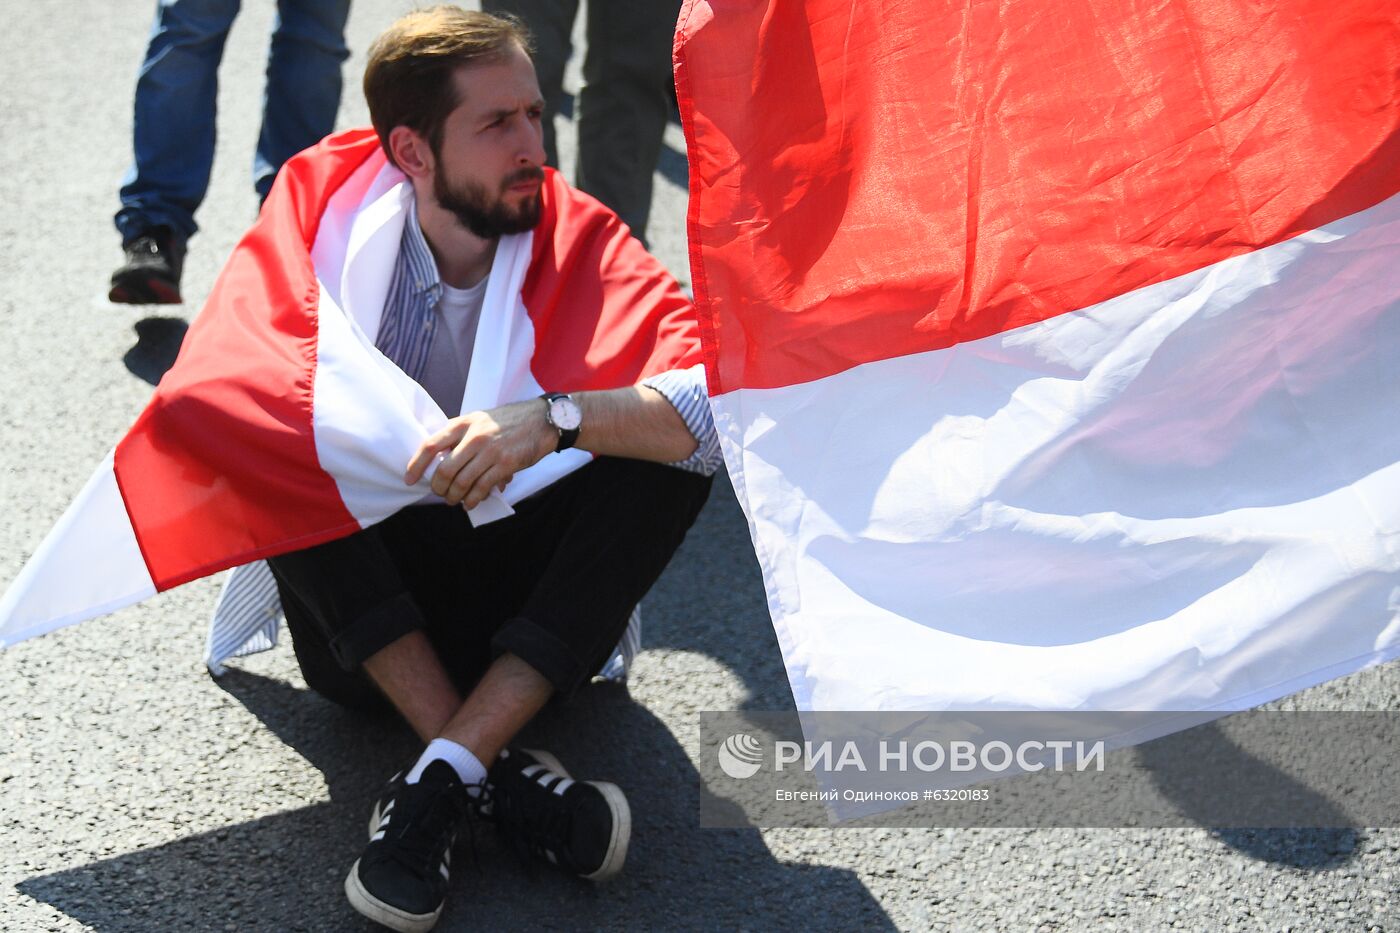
[1, 128, 700, 652]
[675, 0, 1400, 713]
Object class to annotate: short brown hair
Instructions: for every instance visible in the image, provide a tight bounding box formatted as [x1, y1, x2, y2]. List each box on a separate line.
[363, 6, 532, 167]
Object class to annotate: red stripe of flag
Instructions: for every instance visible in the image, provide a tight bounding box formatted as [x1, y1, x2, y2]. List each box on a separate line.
[113, 130, 380, 590]
[524, 174, 702, 392]
[676, 0, 1400, 395]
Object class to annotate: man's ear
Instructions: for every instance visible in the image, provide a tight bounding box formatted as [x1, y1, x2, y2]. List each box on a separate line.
[388, 126, 434, 180]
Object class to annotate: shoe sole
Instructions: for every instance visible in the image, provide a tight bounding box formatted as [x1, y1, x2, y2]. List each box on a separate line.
[109, 273, 182, 305]
[522, 748, 631, 882]
[344, 859, 442, 933]
[580, 780, 631, 882]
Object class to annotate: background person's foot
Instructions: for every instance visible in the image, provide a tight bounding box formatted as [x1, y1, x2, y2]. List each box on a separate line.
[486, 747, 631, 881]
[109, 227, 185, 304]
[345, 760, 467, 933]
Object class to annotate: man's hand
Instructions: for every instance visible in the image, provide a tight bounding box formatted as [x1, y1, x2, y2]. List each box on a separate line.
[405, 385, 698, 509]
[404, 399, 556, 509]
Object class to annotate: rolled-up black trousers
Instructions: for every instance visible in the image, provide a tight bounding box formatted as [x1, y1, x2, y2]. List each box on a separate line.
[266, 457, 712, 709]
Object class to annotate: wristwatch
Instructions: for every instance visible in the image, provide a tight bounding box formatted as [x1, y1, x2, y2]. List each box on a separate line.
[541, 392, 582, 452]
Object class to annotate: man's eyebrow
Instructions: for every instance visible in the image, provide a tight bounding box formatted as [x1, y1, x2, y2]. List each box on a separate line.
[482, 100, 546, 122]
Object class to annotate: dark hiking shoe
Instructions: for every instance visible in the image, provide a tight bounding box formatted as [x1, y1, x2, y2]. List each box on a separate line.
[484, 747, 630, 881]
[345, 761, 468, 933]
[109, 227, 185, 304]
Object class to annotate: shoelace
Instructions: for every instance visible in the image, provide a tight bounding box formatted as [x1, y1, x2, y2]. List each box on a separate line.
[487, 776, 580, 873]
[384, 781, 472, 878]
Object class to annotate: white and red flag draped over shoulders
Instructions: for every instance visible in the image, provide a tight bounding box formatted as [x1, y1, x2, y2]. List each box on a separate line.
[674, 0, 1400, 712]
[0, 129, 699, 649]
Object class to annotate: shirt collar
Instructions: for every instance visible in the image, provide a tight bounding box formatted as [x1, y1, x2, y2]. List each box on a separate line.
[401, 195, 443, 303]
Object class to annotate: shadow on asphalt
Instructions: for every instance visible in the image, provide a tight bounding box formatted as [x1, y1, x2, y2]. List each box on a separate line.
[122, 316, 188, 386]
[18, 479, 891, 930]
[657, 142, 688, 190]
[18, 667, 890, 931]
[1138, 722, 1363, 869]
[642, 472, 796, 712]
[1207, 827, 1361, 869]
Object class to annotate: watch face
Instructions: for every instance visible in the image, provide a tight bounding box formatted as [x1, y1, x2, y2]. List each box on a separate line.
[549, 396, 582, 431]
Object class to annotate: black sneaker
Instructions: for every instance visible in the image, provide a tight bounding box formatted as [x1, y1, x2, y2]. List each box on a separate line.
[345, 761, 468, 933]
[485, 748, 630, 881]
[109, 227, 185, 305]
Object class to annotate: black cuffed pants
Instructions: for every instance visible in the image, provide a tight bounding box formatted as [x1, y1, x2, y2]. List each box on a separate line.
[266, 457, 712, 709]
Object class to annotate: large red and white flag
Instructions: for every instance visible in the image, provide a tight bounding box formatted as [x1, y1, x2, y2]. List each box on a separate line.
[0, 129, 699, 648]
[675, 0, 1400, 712]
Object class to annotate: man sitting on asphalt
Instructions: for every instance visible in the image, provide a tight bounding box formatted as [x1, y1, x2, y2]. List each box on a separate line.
[258, 8, 720, 931]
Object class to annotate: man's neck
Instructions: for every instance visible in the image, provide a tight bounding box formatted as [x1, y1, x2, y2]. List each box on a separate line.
[413, 185, 497, 290]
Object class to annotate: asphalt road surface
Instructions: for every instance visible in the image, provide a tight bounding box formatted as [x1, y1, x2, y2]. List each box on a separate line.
[1, 2, 1397, 930]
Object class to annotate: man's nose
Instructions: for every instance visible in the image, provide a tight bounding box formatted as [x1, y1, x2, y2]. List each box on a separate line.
[517, 120, 546, 167]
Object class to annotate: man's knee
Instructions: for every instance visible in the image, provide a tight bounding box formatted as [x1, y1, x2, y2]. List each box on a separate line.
[586, 457, 714, 515]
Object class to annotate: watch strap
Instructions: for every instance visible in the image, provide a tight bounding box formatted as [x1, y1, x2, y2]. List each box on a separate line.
[541, 392, 580, 453]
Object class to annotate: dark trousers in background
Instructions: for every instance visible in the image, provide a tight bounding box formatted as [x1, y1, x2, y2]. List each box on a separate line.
[266, 458, 712, 711]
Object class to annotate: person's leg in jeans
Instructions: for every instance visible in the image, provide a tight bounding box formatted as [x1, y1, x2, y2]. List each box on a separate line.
[575, 0, 683, 244]
[482, 0, 579, 169]
[254, 0, 351, 200]
[116, 0, 240, 245]
[111, 0, 239, 303]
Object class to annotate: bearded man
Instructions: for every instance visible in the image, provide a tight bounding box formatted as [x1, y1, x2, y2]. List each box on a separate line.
[254, 8, 720, 930]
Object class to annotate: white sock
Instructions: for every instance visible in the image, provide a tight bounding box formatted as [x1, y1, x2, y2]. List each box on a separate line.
[406, 737, 488, 789]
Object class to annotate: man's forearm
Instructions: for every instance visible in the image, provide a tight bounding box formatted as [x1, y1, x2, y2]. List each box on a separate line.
[406, 384, 700, 510]
[573, 385, 698, 464]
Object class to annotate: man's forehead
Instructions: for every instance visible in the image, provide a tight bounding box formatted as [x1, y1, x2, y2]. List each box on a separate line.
[450, 47, 542, 114]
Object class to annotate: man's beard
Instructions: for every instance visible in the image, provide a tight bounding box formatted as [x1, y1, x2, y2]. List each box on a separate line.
[433, 162, 544, 239]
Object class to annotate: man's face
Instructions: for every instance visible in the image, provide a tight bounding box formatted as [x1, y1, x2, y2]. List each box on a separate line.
[431, 44, 547, 238]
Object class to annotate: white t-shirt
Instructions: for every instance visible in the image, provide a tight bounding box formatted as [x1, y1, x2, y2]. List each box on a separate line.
[420, 276, 488, 418]
[411, 276, 489, 507]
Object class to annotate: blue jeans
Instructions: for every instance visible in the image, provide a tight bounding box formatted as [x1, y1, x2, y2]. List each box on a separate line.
[115, 0, 350, 243]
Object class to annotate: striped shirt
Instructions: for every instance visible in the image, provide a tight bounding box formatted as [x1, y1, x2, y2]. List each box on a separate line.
[377, 198, 723, 475]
